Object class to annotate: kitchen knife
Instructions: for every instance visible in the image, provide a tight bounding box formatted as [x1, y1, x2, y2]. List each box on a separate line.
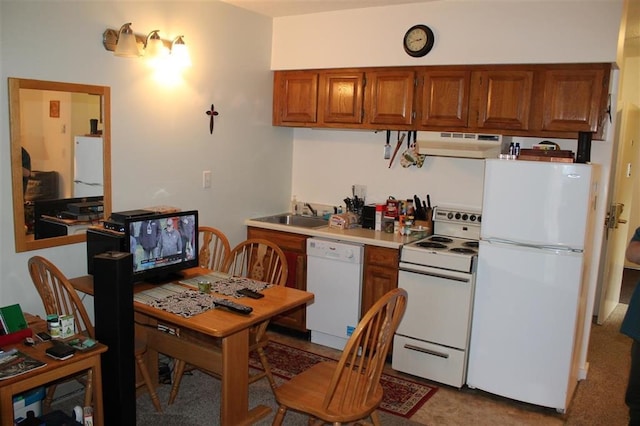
[384, 130, 391, 159]
[414, 195, 424, 220]
[426, 194, 432, 210]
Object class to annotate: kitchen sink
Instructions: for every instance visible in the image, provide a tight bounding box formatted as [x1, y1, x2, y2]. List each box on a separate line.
[252, 213, 328, 228]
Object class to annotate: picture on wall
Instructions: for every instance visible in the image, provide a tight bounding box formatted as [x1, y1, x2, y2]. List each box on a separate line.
[49, 100, 59, 118]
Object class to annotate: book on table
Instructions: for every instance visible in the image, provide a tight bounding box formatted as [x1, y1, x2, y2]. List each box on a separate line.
[0, 304, 27, 333]
[0, 348, 46, 380]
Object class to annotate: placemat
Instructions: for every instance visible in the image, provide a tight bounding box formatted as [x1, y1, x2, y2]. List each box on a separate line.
[146, 290, 216, 318]
[180, 274, 272, 297]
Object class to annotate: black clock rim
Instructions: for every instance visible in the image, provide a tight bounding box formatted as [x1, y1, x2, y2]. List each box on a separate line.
[403, 24, 435, 58]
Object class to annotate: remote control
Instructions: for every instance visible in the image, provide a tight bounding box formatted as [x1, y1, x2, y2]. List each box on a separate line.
[213, 298, 253, 315]
[236, 288, 264, 299]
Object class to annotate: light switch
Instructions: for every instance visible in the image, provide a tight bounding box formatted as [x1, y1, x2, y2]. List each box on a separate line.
[202, 170, 211, 188]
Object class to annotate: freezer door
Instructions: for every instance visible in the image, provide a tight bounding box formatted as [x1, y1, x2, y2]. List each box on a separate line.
[467, 240, 585, 410]
[482, 159, 594, 248]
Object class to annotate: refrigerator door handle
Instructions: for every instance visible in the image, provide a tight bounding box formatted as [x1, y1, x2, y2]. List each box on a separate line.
[74, 180, 103, 186]
[482, 238, 583, 254]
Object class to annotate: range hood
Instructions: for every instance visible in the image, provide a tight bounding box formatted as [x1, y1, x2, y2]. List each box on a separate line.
[417, 131, 511, 159]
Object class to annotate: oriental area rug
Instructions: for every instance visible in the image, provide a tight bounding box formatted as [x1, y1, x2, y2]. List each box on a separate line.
[249, 340, 439, 419]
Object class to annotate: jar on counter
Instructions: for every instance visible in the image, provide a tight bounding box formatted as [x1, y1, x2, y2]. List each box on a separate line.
[404, 216, 414, 235]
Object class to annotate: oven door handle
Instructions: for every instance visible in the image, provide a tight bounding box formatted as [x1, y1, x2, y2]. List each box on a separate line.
[404, 343, 450, 359]
[399, 264, 470, 282]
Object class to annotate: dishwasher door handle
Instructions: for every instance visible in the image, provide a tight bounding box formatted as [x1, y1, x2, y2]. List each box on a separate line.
[404, 343, 450, 359]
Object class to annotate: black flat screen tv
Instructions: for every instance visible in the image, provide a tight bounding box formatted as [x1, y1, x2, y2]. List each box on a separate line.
[125, 210, 199, 283]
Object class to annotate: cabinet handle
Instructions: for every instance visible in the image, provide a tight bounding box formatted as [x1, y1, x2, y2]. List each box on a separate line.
[404, 343, 449, 359]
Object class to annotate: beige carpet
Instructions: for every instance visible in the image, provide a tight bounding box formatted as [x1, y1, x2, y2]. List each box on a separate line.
[408, 304, 632, 425]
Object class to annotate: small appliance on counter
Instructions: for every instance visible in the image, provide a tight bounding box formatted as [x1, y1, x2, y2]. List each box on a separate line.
[361, 205, 376, 229]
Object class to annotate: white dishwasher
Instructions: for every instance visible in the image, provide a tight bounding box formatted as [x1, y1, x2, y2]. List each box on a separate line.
[306, 238, 364, 351]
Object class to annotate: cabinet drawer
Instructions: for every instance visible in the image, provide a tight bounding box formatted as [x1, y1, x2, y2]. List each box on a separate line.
[364, 245, 398, 268]
[392, 334, 466, 388]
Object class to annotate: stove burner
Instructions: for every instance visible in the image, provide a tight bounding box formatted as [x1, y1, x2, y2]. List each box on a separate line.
[464, 241, 479, 249]
[417, 242, 448, 249]
[450, 247, 477, 255]
[430, 236, 453, 244]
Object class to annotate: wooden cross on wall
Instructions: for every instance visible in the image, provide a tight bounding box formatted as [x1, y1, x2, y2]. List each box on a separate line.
[206, 104, 219, 134]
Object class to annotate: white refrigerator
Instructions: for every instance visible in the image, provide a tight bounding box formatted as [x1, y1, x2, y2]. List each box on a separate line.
[467, 159, 600, 412]
[74, 136, 103, 197]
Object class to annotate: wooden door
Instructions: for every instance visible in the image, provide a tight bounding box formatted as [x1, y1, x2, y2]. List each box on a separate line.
[472, 70, 533, 130]
[418, 70, 470, 128]
[361, 246, 399, 317]
[366, 70, 415, 126]
[318, 71, 365, 124]
[273, 71, 319, 125]
[598, 104, 640, 324]
[247, 227, 308, 332]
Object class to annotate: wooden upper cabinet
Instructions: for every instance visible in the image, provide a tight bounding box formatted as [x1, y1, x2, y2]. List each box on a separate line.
[273, 71, 319, 125]
[472, 70, 534, 130]
[540, 67, 607, 133]
[366, 70, 415, 126]
[417, 70, 470, 128]
[272, 64, 610, 138]
[318, 71, 365, 125]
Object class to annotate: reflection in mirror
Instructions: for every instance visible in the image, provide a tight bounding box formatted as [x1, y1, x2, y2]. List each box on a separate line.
[9, 78, 111, 252]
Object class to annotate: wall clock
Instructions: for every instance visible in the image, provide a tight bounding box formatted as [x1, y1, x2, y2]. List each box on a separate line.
[403, 24, 435, 58]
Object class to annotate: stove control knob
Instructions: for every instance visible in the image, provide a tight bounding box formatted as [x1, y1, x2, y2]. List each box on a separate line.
[477, 215, 482, 222]
[455, 212, 461, 220]
[447, 212, 454, 220]
[470, 214, 477, 222]
[462, 213, 469, 221]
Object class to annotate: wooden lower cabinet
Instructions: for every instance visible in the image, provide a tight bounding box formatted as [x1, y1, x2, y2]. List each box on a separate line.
[361, 245, 399, 317]
[247, 227, 308, 332]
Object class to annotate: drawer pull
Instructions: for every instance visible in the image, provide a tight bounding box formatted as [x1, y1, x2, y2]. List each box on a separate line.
[404, 344, 449, 359]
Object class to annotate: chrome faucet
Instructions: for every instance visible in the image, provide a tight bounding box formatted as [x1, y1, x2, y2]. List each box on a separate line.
[304, 203, 318, 216]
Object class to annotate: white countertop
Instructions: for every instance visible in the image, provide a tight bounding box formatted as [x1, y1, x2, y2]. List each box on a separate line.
[244, 218, 422, 249]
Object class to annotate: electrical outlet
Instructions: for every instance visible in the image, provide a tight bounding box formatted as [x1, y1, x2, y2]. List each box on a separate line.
[202, 170, 211, 188]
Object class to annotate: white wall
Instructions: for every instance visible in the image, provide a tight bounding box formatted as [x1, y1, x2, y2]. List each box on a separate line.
[277, 0, 624, 209]
[0, 1, 293, 317]
[272, 0, 623, 70]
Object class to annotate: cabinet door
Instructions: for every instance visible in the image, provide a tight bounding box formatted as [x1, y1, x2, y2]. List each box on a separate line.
[247, 227, 308, 332]
[273, 71, 318, 125]
[418, 70, 470, 128]
[318, 71, 365, 124]
[366, 70, 415, 126]
[541, 68, 607, 132]
[472, 70, 533, 130]
[361, 246, 399, 317]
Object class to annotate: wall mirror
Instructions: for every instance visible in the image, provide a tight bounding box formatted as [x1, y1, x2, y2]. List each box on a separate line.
[9, 78, 111, 252]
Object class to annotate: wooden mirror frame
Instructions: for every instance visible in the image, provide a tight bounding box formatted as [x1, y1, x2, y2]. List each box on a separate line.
[9, 78, 111, 252]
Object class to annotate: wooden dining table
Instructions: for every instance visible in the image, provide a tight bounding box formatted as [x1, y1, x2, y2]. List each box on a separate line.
[71, 267, 314, 426]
